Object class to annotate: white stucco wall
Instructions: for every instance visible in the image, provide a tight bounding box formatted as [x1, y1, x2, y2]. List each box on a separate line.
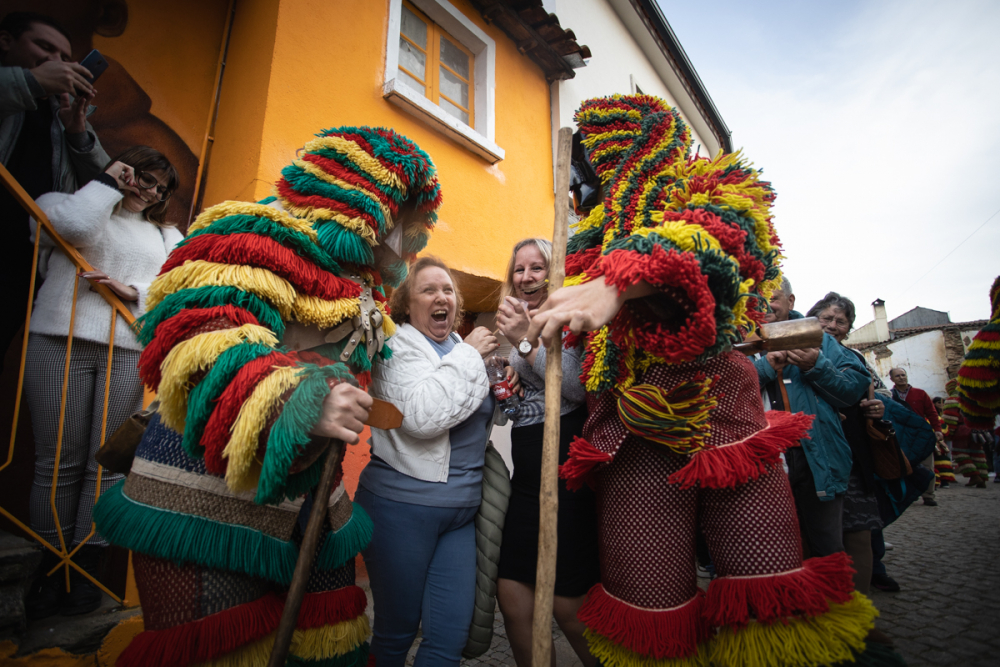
[549, 0, 713, 156]
[864, 330, 950, 398]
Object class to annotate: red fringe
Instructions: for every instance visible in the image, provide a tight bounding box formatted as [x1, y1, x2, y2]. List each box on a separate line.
[277, 180, 379, 234]
[564, 246, 602, 277]
[117, 592, 283, 667]
[302, 152, 396, 213]
[576, 583, 709, 659]
[704, 552, 856, 628]
[160, 233, 362, 301]
[139, 306, 259, 389]
[295, 585, 368, 629]
[559, 437, 613, 491]
[668, 411, 813, 490]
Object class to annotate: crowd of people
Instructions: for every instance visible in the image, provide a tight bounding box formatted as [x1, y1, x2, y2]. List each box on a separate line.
[5, 9, 999, 667]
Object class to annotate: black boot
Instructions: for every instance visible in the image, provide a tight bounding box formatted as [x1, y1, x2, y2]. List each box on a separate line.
[59, 545, 105, 616]
[25, 550, 63, 621]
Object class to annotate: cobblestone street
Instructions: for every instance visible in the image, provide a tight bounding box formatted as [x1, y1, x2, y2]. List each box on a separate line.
[389, 474, 1000, 666]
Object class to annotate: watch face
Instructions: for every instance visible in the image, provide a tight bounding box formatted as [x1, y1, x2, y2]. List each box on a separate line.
[518, 339, 532, 354]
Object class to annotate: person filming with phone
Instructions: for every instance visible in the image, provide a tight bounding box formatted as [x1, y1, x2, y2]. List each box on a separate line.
[0, 11, 110, 367]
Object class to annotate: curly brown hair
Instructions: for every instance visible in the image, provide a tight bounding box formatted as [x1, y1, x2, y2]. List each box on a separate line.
[388, 256, 464, 329]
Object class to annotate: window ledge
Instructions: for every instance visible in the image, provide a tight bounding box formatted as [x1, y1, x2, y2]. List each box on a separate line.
[383, 77, 505, 164]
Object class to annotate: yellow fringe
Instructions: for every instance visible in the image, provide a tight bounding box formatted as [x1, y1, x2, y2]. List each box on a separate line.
[292, 295, 361, 329]
[191, 633, 273, 667]
[300, 136, 406, 192]
[294, 158, 392, 222]
[157, 325, 279, 432]
[584, 328, 612, 393]
[632, 219, 723, 254]
[290, 614, 371, 660]
[380, 304, 397, 338]
[708, 591, 876, 667]
[280, 202, 379, 247]
[148, 261, 296, 318]
[224, 366, 304, 493]
[572, 204, 605, 235]
[188, 200, 319, 242]
[584, 629, 710, 667]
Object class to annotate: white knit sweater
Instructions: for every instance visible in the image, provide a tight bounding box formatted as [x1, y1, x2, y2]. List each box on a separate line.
[29, 179, 183, 351]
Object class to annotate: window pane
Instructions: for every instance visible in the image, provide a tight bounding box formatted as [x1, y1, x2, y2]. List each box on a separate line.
[439, 96, 469, 126]
[399, 37, 426, 81]
[397, 68, 425, 94]
[439, 36, 470, 80]
[440, 67, 469, 109]
[400, 5, 427, 49]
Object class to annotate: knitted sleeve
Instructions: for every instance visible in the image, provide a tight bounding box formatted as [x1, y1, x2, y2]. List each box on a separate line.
[135, 201, 395, 505]
[567, 95, 782, 394]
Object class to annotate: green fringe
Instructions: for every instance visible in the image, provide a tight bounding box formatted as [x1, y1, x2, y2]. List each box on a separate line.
[287, 642, 370, 667]
[255, 363, 356, 505]
[283, 456, 326, 500]
[281, 165, 388, 237]
[314, 220, 375, 266]
[182, 213, 342, 276]
[93, 481, 299, 585]
[182, 343, 276, 458]
[839, 642, 908, 667]
[135, 285, 285, 346]
[317, 502, 373, 571]
[258, 196, 277, 205]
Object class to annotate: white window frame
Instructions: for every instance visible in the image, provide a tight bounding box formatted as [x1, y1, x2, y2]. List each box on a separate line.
[384, 0, 504, 163]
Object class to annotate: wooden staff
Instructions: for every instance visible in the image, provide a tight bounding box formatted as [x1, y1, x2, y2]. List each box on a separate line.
[268, 399, 401, 667]
[531, 127, 573, 666]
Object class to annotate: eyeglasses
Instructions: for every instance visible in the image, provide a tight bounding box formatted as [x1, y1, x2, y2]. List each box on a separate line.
[818, 316, 850, 328]
[135, 170, 172, 201]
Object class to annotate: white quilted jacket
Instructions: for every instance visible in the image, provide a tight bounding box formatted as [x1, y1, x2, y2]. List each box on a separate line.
[370, 323, 489, 482]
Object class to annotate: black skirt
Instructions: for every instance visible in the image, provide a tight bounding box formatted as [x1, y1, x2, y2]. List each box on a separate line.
[497, 406, 601, 597]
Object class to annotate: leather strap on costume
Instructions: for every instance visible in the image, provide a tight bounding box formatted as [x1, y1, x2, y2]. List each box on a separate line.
[323, 275, 385, 363]
[775, 369, 792, 413]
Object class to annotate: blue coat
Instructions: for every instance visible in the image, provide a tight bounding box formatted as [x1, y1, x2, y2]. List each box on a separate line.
[753, 332, 870, 500]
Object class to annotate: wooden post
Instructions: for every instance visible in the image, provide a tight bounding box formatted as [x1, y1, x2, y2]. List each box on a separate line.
[531, 127, 573, 666]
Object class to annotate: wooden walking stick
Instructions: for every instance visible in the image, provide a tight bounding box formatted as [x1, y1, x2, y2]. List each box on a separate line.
[267, 398, 402, 667]
[531, 127, 573, 667]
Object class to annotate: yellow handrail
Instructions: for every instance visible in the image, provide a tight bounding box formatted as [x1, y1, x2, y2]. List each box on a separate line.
[0, 162, 141, 606]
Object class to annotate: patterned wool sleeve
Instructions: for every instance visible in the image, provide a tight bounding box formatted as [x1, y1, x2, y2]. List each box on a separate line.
[568, 95, 783, 393]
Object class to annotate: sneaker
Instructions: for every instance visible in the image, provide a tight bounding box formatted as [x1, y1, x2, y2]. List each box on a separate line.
[871, 573, 901, 592]
[696, 563, 711, 579]
[883, 542, 894, 551]
[923, 498, 938, 506]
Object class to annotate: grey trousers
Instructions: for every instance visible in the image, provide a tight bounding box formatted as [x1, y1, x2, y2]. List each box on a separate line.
[25, 334, 139, 547]
[921, 453, 936, 500]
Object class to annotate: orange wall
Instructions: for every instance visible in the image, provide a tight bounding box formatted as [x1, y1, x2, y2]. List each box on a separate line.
[205, 0, 555, 291]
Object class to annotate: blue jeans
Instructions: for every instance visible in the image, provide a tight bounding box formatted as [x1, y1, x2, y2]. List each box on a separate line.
[356, 487, 478, 667]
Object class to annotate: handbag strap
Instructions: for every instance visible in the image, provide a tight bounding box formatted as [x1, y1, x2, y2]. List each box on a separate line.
[776, 369, 792, 412]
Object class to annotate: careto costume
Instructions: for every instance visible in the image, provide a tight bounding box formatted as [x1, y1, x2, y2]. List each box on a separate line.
[93, 127, 441, 667]
[956, 276, 1000, 479]
[557, 95, 886, 666]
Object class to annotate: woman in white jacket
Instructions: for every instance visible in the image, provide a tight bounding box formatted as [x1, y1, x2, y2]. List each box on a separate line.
[358, 256, 509, 666]
[25, 146, 182, 619]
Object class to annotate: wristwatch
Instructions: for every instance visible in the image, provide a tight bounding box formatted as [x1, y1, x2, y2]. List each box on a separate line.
[517, 337, 534, 356]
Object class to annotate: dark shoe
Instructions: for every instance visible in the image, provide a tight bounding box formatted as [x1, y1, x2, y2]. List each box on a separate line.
[866, 628, 895, 647]
[25, 551, 62, 621]
[923, 498, 938, 506]
[59, 545, 105, 616]
[871, 573, 901, 592]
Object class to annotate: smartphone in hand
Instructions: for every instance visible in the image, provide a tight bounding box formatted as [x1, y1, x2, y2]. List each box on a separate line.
[79, 49, 109, 83]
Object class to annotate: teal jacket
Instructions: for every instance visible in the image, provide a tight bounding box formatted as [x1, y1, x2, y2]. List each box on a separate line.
[753, 329, 869, 500]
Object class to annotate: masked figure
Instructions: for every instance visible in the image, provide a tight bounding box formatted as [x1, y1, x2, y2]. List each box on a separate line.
[94, 126, 442, 667]
[552, 95, 888, 667]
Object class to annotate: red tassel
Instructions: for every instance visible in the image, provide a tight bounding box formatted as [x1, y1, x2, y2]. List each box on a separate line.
[559, 437, 613, 491]
[117, 592, 283, 667]
[704, 552, 856, 628]
[296, 585, 368, 630]
[668, 411, 813, 490]
[576, 583, 709, 659]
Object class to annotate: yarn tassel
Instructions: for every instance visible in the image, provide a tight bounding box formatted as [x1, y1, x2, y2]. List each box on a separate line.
[704, 552, 856, 628]
[290, 614, 371, 661]
[576, 583, 710, 660]
[617, 375, 718, 456]
[668, 411, 813, 490]
[296, 586, 368, 630]
[317, 502, 374, 571]
[559, 437, 614, 491]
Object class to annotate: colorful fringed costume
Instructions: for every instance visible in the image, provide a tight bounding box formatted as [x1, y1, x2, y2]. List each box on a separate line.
[557, 95, 881, 667]
[93, 127, 442, 667]
[955, 278, 1000, 485]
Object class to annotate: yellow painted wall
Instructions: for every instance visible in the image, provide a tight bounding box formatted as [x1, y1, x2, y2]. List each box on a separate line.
[204, 0, 555, 308]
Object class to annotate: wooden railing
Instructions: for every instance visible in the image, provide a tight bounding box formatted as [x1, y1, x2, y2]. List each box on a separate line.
[0, 162, 141, 607]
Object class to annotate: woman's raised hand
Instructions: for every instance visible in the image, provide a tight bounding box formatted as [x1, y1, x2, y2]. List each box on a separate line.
[104, 161, 139, 194]
[311, 383, 374, 443]
[496, 296, 531, 343]
[78, 270, 139, 302]
[464, 326, 498, 359]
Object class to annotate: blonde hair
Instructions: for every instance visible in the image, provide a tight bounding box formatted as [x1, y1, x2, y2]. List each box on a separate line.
[499, 238, 552, 303]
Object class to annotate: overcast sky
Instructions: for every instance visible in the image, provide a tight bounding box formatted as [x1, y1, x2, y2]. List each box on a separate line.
[657, 0, 1000, 326]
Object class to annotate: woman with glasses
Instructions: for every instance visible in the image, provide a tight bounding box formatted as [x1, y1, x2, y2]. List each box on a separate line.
[24, 145, 181, 619]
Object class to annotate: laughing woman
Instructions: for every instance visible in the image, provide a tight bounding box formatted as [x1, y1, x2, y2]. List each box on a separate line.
[358, 256, 505, 666]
